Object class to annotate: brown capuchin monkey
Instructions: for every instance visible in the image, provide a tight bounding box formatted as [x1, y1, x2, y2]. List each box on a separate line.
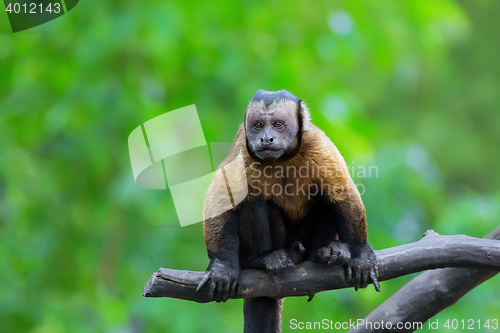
[197, 89, 380, 333]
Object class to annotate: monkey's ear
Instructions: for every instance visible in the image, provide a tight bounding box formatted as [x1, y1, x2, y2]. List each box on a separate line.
[298, 100, 312, 131]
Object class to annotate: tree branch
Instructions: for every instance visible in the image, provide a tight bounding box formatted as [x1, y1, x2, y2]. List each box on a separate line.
[348, 226, 500, 333]
[143, 230, 500, 303]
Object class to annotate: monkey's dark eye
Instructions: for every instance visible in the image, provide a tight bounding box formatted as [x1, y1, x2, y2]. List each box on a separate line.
[254, 122, 263, 129]
[273, 121, 283, 128]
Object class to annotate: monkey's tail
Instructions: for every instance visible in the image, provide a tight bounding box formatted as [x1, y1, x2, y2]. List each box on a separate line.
[243, 297, 283, 333]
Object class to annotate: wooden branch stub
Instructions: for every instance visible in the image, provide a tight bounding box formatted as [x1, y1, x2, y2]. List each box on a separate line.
[143, 269, 210, 302]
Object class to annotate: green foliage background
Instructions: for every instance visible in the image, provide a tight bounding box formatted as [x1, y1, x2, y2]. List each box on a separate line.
[1, 0, 499, 332]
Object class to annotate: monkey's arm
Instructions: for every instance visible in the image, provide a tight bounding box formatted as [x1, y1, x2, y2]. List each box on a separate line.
[198, 163, 243, 303]
[197, 211, 240, 303]
[239, 198, 297, 275]
[335, 196, 380, 292]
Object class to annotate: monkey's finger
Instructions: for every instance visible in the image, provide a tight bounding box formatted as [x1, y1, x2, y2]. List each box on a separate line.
[219, 280, 229, 302]
[362, 270, 370, 289]
[345, 263, 353, 282]
[208, 281, 216, 301]
[354, 269, 361, 291]
[332, 252, 344, 265]
[267, 263, 280, 276]
[196, 272, 211, 292]
[214, 280, 224, 303]
[230, 280, 238, 299]
[220, 281, 229, 302]
[370, 270, 381, 292]
[298, 242, 306, 253]
[221, 279, 231, 302]
[267, 263, 275, 275]
[316, 255, 328, 264]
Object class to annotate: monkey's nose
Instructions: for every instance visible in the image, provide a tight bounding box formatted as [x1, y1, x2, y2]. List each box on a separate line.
[260, 137, 274, 144]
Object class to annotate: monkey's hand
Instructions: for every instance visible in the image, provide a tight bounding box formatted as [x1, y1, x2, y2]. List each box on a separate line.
[315, 241, 351, 265]
[345, 243, 380, 292]
[196, 259, 239, 303]
[262, 249, 295, 275]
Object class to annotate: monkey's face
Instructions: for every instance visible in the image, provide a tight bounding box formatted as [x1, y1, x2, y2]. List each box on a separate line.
[245, 100, 300, 161]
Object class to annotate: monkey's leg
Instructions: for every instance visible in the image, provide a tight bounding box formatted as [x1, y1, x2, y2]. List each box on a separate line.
[241, 199, 293, 275]
[302, 201, 350, 264]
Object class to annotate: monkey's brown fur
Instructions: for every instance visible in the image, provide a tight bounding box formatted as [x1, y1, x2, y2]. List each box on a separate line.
[203, 100, 367, 252]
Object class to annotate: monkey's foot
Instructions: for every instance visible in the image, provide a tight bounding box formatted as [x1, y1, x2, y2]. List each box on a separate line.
[345, 245, 380, 292]
[315, 241, 351, 265]
[288, 241, 306, 264]
[263, 249, 294, 275]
